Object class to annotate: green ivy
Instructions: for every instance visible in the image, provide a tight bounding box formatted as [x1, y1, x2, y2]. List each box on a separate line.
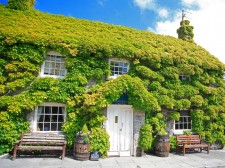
[0, 5, 224, 154]
[89, 128, 110, 158]
[139, 124, 153, 151]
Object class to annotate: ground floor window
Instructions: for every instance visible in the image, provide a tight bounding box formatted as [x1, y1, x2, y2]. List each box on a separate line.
[174, 110, 191, 133]
[35, 103, 66, 132]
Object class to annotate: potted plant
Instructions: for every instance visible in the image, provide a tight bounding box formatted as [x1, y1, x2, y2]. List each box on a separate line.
[73, 124, 91, 161]
[154, 129, 170, 157]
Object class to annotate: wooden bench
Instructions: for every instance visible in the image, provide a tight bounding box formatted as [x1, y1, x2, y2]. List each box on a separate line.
[12, 133, 66, 160]
[176, 135, 209, 156]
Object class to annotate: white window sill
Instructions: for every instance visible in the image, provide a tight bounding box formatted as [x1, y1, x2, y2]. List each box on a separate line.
[173, 129, 192, 135]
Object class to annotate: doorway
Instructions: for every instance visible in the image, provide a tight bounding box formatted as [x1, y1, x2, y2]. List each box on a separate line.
[106, 105, 133, 156]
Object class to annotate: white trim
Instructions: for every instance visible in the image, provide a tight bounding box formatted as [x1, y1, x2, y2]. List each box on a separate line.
[108, 58, 129, 79]
[39, 51, 67, 79]
[173, 111, 192, 135]
[33, 102, 66, 132]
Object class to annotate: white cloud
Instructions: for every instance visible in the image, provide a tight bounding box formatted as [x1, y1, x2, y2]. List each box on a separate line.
[150, 0, 225, 64]
[133, 0, 156, 10]
[157, 8, 169, 18]
[134, 0, 169, 18]
[97, 0, 106, 6]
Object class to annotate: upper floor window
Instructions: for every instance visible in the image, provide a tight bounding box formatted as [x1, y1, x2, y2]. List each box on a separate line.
[35, 102, 66, 132]
[179, 75, 187, 81]
[174, 110, 191, 134]
[109, 59, 129, 79]
[40, 51, 67, 78]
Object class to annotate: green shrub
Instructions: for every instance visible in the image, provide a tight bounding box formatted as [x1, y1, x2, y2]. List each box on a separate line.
[139, 124, 153, 151]
[169, 136, 177, 152]
[169, 112, 180, 121]
[89, 128, 110, 158]
[0, 112, 29, 154]
[183, 130, 191, 135]
[8, 0, 35, 11]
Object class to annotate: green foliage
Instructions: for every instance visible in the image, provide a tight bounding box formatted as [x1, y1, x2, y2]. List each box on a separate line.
[191, 110, 204, 134]
[146, 112, 166, 136]
[0, 111, 29, 154]
[177, 20, 194, 43]
[139, 124, 153, 151]
[169, 112, 180, 121]
[62, 112, 80, 148]
[190, 95, 204, 107]
[183, 130, 191, 135]
[89, 128, 110, 157]
[8, 0, 35, 11]
[0, 5, 224, 154]
[81, 124, 89, 134]
[169, 136, 177, 152]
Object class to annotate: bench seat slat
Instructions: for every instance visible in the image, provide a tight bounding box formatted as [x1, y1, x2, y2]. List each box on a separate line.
[21, 142, 65, 145]
[17, 146, 63, 150]
[22, 139, 65, 142]
[23, 136, 65, 139]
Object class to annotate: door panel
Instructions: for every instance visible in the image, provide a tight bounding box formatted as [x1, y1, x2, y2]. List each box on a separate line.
[107, 105, 133, 156]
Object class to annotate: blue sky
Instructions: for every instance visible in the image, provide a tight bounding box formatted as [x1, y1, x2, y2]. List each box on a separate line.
[0, 0, 184, 30]
[0, 0, 225, 64]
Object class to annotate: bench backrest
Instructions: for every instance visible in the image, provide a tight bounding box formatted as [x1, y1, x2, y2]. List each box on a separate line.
[176, 135, 201, 145]
[20, 133, 66, 146]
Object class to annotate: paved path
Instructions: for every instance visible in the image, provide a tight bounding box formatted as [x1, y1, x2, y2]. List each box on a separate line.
[0, 149, 225, 168]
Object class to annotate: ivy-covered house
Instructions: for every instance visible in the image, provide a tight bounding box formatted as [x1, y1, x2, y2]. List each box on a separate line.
[0, 2, 225, 156]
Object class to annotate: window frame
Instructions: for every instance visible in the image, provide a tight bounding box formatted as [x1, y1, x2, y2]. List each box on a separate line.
[40, 51, 67, 79]
[108, 59, 129, 79]
[179, 74, 187, 81]
[174, 110, 192, 135]
[34, 102, 66, 133]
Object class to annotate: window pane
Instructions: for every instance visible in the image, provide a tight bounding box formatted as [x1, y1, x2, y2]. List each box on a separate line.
[52, 115, 57, 122]
[184, 123, 187, 129]
[114, 62, 119, 66]
[50, 69, 54, 75]
[124, 63, 128, 67]
[37, 115, 44, 122]
[46, 56, 51, 60]
[44, 123, 50, 131]
[44, 62, 50, 68]
[58, 123, 63, 131]
[119, 62, 123, 66]
[58, 115, 64, 122]
[44, 68, 49, 74]
[60, 63, 65, 69]
[59, 70, 65, 76]
[37, 123, 43, 131]
[51, 123, 57, 131]
[55, 69, 59, 75]
[52, 107, 58, 114]
[44, 115, 51, 122]
[45, 106, 51, 114]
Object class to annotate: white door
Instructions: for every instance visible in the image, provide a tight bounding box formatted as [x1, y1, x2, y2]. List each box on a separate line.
[106, 105, 133, 156]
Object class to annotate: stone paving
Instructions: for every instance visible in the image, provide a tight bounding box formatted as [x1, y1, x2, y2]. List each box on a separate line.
[0, 149, 225, 168]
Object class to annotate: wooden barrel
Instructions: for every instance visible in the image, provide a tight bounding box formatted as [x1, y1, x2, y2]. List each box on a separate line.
[73, 135, 90, 161]
[155, 135, 170, 157]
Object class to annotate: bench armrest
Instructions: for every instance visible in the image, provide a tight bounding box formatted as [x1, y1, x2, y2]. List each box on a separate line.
[14, 140, 20, 145]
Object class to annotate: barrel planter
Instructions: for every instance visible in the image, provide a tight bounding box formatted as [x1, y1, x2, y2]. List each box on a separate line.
[73, 135, 90, 161]
[155, 135, 170, 157]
